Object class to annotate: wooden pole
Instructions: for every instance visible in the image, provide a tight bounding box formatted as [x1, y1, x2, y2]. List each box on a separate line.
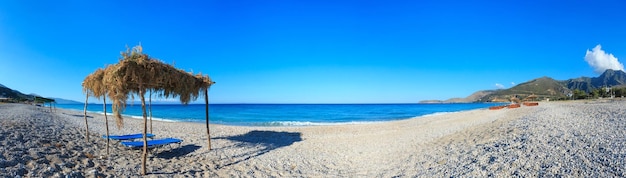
[140, 89, 148, 175]
[103, 96, 110, 155]
[83, 95, 90, 142]
[205, 88, 211, 150]
[149, 90, 153, 134]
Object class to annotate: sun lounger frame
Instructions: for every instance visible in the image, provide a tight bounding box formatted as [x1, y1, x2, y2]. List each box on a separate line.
[120, 138, 183, 152]
[102, 133, 155, 141]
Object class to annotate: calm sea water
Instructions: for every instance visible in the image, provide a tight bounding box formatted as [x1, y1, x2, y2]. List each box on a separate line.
[56, 103, 503, 126]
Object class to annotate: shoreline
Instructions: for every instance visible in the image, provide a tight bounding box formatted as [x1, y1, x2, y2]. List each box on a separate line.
[55, 103, 503, 127]
[2, 100, 625, 177]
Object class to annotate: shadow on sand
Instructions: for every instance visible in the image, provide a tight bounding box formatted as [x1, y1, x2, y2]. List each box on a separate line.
[155, 144, 201, 159]
[213, 130, 302, 168]
[63, 113, 93, 118]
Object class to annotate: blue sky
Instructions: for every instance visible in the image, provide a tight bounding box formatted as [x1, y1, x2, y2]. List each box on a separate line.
[1, 0, 625, 103]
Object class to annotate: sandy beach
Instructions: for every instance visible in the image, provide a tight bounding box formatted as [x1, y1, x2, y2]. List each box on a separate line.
[1, 100, 625, 177]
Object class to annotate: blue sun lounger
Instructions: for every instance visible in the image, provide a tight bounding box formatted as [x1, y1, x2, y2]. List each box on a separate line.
[102, 133, 155, 141]
[120, 138, 183, 149]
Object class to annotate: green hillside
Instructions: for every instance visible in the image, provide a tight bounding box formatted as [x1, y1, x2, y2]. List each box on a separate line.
[0, 84, 58, 103]
[479, 69, 626, 102]
[482, 77, 570, 101]
[0, 84, 32, 101]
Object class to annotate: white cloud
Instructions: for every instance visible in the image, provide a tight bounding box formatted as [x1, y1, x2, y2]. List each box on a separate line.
[511, 82, 516, 86]
[584, 44, 624, 74]
[495, 83, 505, 89]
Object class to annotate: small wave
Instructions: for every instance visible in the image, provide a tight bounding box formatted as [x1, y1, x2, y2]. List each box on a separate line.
[76, 110, 182, 123]
[56, 103, 501, 127]
[127, 115, 179, 122]
[417, 111, 458, 118]
[413, 108, 485, 119]
[254, 121, 386, 126]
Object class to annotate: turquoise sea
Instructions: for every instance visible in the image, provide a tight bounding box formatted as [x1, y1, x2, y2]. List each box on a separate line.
[56, 103, 504, 126]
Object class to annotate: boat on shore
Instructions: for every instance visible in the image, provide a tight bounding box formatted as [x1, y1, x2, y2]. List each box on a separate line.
[523, 102, 539, 106]
[507, 103, 521, 108]
[489, 105, 507, 110]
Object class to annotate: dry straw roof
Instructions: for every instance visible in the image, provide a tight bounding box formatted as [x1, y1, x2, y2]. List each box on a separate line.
[82, 45, 215, 128]
[82, 45, 215, 175]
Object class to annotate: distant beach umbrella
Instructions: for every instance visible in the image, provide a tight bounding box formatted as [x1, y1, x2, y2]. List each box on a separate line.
[524, 94, 538, 101]
[510, 96, 521, 104]
[33, 96, 55, 112]
[83, 45, 215, 175]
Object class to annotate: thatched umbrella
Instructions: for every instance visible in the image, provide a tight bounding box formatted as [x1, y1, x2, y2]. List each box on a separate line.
[524, 94, 538, 101]
[510, 96, 521, 104]
[82, 68, 112, 154]
[87, 45, 214, 175]
[33, 96, 56, 112]
[34, 96, 55, 112]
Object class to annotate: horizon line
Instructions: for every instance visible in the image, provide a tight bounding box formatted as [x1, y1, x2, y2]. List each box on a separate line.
[69, 102, 495, 105]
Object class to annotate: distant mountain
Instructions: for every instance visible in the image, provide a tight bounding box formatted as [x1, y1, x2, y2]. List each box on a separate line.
[427, 69, 626, 103]
[482, 69, 626, 101]
[481, 77, 571, 101]
[454, 90, 496, 102]
[594, 69, 626, 86]
[564, 69, 626, 92]
[420, 90, 495, 103]
[29, 93, 42, 97]
[0, 84, 32, 101]
[562, 76, 593, 93]
[0, 84, 69, 103]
